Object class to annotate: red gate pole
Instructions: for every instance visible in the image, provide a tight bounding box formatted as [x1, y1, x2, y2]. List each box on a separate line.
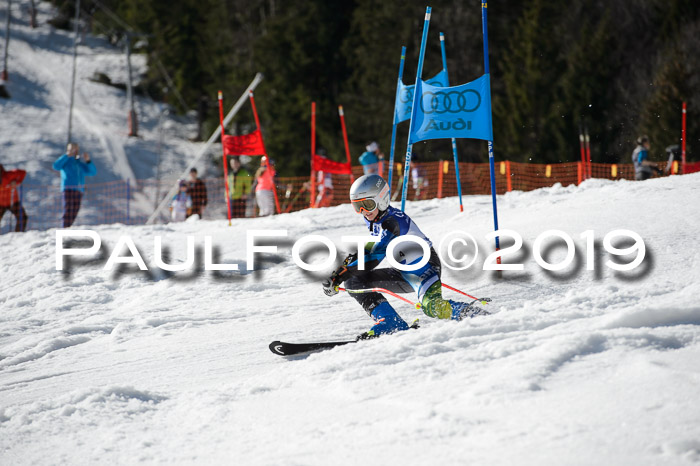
[505, 160, 512, 192]
[578, 125, 586, 180]
[338, 105, 355, 184]
[682, 102, 687, 174]
[218, 91, 232, 226]
[310, 102, 317, 208]
[577, 162, 582, 185]
[249, 90, 281, 214]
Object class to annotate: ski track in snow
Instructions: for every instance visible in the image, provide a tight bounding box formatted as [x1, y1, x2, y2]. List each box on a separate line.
[2, 4, 700, 466]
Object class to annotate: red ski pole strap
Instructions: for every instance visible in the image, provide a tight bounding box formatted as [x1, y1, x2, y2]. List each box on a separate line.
[441, 283, 491, 305]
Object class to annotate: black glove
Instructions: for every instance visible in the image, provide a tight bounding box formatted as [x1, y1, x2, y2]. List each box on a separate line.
[322, 275, 340, 296]
[321, 253, 357, 297]
[342, 252, 357, 268]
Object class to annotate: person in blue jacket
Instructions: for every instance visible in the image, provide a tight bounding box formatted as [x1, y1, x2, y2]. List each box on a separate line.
[358, 151, 379, 175]
[52, 142, 97, 227]
[322, 174, 489, 340]
[632, 136, 662, 181]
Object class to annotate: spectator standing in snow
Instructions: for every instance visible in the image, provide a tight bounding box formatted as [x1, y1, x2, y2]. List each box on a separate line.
[359, 150, 379, 176]
[632, 136, 663, 181]
[186, 168, 208, 218]
[170, 180, 192, 222]
[366, 141, 385, 175]
[315, 167, 334, 208]
[52, 143, 97, 228]
[227, 156, 252, 218]
[0, 164, 28, 232]
[254, 156, 277, 217]
[411, 155, 429, 200]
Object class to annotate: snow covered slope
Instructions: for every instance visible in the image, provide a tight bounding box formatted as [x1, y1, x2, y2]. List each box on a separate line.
[1, 173, 699, 465]
[0, 3, 205, 226]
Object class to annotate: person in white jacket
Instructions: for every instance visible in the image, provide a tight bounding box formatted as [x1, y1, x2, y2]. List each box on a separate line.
[170, 180, 192, 222]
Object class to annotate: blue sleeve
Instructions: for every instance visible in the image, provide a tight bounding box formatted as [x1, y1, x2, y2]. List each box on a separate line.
[637, 149, 648, 164]
[81, 161, 97, 176]
[53, 154, 68, 170]
[346, 229, 396, 271]
[364, 229, 395, 264]
[346, 215, 401, 272]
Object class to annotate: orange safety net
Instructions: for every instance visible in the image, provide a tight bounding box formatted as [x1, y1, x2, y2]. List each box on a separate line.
[0, 161, 690, 234]
[685, 161, 700, 174]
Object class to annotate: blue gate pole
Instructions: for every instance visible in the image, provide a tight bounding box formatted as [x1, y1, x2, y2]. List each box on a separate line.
[439, 32, 464, 212]
[388, 46, 407, 197]
[482, 2, 501, 262]
[401, 6, 432, 212]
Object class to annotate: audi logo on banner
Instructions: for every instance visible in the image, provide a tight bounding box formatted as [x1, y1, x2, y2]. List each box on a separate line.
[400, 86, 414, 104]
[420, 89, 482, 115]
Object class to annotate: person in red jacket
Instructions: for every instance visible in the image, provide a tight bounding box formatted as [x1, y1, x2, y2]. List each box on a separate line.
[254, 156, 277, 216]
[0, 164, 28, 232]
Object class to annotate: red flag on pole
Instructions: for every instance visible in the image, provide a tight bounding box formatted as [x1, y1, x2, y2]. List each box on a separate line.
[223, 129, 266, 156]
[338, 106, 355, 183]
[312, 154, 352, 174]
[218, 91, 232, 226]
[248, 91, 281, 214]
[310, 102, 317, 208]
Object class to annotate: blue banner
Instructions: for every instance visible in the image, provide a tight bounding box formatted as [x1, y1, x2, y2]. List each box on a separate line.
[394, 69, 449, 124]
[426, 69, 449, 87]
[409, 73, 493, 144]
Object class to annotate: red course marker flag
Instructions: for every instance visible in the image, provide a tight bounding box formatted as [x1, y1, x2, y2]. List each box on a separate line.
[222, 130, 266, 156]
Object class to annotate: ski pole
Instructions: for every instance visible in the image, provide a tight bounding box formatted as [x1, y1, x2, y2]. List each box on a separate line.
[284, 185, 308, 213]
[441, 283, 491, 305]
[337, 286, 422, 310]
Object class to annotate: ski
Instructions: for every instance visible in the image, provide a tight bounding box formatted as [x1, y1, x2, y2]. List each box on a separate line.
[269, 340, 356, 356]
[269, 320, 421, 357]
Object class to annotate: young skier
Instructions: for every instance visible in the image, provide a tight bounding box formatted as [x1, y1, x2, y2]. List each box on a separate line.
[170, 180, 193, 222]
[322, 174, 488, 339]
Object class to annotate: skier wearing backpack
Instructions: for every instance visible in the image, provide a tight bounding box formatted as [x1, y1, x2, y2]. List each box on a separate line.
[322, 174, 488, 340]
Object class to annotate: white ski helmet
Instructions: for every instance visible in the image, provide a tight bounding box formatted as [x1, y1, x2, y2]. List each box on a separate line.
[349, 174, 390, 213]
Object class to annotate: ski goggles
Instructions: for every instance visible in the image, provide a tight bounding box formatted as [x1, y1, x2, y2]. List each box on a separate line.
[351, 198, 378, 214]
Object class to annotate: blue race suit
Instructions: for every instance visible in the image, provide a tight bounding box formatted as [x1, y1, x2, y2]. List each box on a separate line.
[340, 206, 446, 336]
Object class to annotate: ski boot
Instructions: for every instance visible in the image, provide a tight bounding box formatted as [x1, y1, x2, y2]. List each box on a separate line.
[421, 282, 491, 321]
[357, 301, 409, 340]
[448, 299, 491, 321]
